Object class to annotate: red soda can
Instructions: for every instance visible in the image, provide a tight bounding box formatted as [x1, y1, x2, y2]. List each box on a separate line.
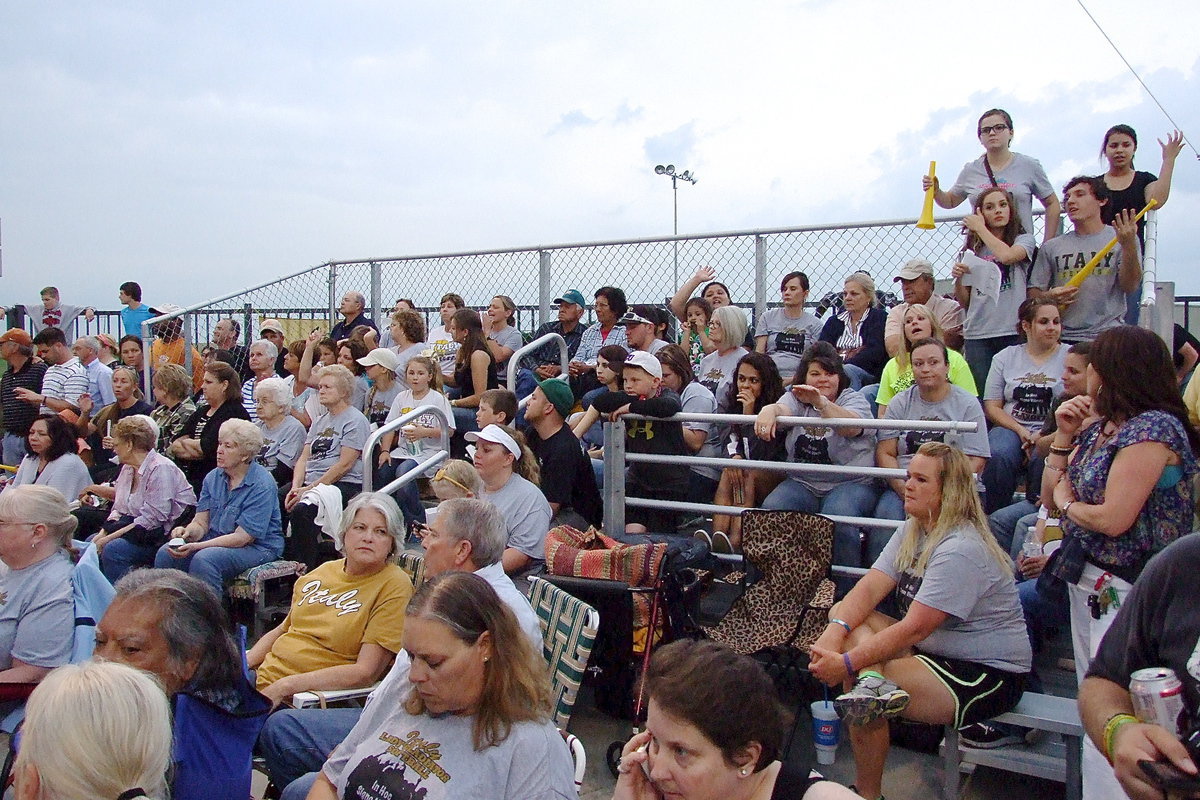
[1130, 667, 1186, 735]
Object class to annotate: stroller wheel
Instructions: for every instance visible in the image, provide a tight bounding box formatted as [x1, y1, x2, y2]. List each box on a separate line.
[606, 740, 625, 778]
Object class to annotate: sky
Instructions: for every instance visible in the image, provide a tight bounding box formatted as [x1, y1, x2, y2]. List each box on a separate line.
[2, 0, 1198, 313]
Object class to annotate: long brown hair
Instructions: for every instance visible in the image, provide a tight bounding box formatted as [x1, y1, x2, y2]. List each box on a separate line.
[964, 186, 1025, 254]
[452, 309, 493, 372]
[403, 572, 551, 750]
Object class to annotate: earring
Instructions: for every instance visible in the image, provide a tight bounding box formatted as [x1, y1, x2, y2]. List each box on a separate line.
[739, 768, 748, 776]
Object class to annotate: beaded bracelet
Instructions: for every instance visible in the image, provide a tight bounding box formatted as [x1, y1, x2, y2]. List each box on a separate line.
[1049, 444, 1074, 456]
[1103, 713, 1138, 763]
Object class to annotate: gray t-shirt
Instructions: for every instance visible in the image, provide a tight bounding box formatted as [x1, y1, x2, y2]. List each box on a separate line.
[258, 416, 307, 471]
[364, 381, 404, 428]
[778, 388, 876, 494]
[880, 385, 990, 467]
[679, 381, 721, 481]
[950, 152, 1054, 237]
[483, 473, 552, 563]
[983, 344, 1067, 433]
[754, 308, 824, 382]
[696, 346, 749, 398]
[324, 661, 577, 800]
[872, 523, 1032, 672]
[488, 325, 524, 374]
[304, 406, 371, 485]
[1029, 226, 1139, 341]
[0, 551, 73, 671]
[962, 233, 1037, 339]
[426, 325, 461, 377]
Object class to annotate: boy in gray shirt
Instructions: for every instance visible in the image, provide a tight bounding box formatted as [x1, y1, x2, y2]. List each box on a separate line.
[1029, 176, 1141, 342]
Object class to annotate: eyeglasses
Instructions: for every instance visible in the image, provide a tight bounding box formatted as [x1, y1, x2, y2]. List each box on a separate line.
[979, 124, 1009, 135]
[433, 468, 472, 495]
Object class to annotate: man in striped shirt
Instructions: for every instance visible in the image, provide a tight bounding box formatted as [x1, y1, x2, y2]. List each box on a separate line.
[0, 328, 47, 466]
[18, 327, 89, 416]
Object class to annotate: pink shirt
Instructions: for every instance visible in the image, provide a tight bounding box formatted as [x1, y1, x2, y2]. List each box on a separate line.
[111, 449, 196, 531]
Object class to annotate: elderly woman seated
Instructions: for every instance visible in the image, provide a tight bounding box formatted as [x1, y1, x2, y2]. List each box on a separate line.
[150, 363, 198, 457]
[254, 376, 307, 486]
[247, 493, 414, 708]
[0, 486, 77, 706]
[14, 661, 173, 800]
[95, 569, 271, 800]
[75, 415, 196, 583]
[154, 418, 283, 593]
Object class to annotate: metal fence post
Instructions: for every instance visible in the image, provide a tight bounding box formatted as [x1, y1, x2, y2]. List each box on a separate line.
[538, 250, 552, 325]
[602, 419, 626, 536]
[370, 261, 382, 328]
[182, 314, 194, 373]
[140, 322, 154, 399]
[327, 264, 339, 328]
[754, 234, 767, 326]
[241, 302, 253, 346]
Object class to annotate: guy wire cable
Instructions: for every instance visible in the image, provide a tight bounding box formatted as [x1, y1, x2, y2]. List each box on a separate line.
[1075, 0, 1197, 158]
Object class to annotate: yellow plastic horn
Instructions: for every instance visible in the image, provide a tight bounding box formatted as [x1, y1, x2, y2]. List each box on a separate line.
[1063, 199, 1158, 289]
[917, 161, 937, 230]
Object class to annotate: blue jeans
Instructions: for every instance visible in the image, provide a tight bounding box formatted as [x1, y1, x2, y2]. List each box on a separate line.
[258, 707, 362, 791]
[988, 499, 1038, 562]
[375, 459, 426, 530]
[153, 540, 277, 595]
[982, 427, 1026, 513]
[843, 363, 874, 392]
[514, 368, 538, 401]
[964, 335, 1020, 398]
[98, 536, 161, 583]
[762, 479, 882, 593]
[2, 433, 26, 468]
[874, 487, 905, 521]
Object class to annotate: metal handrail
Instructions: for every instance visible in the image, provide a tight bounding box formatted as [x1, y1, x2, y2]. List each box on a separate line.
[505, 332, 569, 392]
[620, 411, 978, 433]
[361, 404, 451, 495]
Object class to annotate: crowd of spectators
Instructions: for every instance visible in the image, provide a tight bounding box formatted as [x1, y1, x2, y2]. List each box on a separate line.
[0, 112, 1195, 800]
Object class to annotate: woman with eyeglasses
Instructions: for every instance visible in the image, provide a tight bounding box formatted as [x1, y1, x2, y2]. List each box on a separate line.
[923, 108, 1061, 243]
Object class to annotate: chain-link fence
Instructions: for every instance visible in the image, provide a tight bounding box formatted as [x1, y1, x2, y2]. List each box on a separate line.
[127, 209, 1193, 396]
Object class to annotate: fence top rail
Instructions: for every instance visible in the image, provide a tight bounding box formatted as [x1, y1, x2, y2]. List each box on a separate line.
[618, 411, 978, 433]
[323, 212, 1015, 266]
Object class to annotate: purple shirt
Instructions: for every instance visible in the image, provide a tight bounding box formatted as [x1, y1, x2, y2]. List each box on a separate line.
[111, 449, 197, 531]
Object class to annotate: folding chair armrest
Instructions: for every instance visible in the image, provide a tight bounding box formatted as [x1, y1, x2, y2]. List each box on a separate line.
[291, 684, 379, 709]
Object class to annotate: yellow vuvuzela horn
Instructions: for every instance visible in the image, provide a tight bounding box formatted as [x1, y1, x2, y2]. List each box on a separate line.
[1064, 199, 1157, 289]
[917, 161, 936, 230]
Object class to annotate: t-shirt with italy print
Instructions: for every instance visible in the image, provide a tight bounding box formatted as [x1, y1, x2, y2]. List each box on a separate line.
[254, 559, 413, 690]
[1029, 226, 1139, 341]
[384, 389, 455, 474]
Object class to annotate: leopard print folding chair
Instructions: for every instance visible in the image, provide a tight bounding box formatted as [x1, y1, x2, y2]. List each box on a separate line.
[704, 509, 836, 672]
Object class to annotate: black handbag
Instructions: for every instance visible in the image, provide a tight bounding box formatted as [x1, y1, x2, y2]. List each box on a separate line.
[1038, 531, 1086, 591]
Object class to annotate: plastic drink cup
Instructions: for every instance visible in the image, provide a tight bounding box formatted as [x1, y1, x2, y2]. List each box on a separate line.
[810, 700, 840, 765]
[402, 425, 420, 456]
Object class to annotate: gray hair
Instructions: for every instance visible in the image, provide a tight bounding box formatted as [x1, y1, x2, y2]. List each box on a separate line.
[845, 271, 880, 307]
[250, 338, 279, 361]
[334, 492, 405, 560]
[74, 336, 101, 355]
[254, 376, 292, 411]
[112, 569, 242, 695]
[346, 291, 366, 309]
[438, 498, 506, 567]
[16, 661, 172, 800]
[710, 305, 748, 350]
[217, 418, 264, 461]
[0, 485, 78, 555]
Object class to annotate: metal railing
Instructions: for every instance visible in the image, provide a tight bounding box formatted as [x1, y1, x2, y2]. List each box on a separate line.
[506, 332, 570, 392]
[360, 405, 452, 495]
[601, 411, 979, 538]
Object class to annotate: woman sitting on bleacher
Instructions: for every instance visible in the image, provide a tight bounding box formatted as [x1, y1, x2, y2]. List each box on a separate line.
[307, 571, 577, 800]
[283, 364, 370, 571]
[754, 342, 876, 591]
[247, 493, 413, 709]
[808, 442, 1031, 800]
[155, 418, 283, 593]
[874, 303, 976, 417]
[874, 338, 990, 529]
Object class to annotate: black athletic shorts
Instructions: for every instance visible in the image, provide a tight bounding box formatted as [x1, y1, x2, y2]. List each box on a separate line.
[913, 651, 1027, 728]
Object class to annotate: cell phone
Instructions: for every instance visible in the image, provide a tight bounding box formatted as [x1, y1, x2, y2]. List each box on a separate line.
[1138, 759, 1200, 792]
[635, 741, 651, 778]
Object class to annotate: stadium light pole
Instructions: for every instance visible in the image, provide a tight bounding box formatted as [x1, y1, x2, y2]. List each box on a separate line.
[654, 164, 697, 290]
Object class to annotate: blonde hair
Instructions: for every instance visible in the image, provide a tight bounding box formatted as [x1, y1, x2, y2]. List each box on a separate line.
[844, 271, 880, 307]
[15, 661, 172, 800]
[894, 442, 1011, 576]
[403, 572, 551, 750]
[432, 460, 482, 500]
[496, 424, 540, 485]
[406, 355, 443, 392]
[897, 303, 947, 371]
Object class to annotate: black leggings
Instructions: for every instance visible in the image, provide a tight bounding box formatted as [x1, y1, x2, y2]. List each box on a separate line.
[282, 482, 359, 571]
